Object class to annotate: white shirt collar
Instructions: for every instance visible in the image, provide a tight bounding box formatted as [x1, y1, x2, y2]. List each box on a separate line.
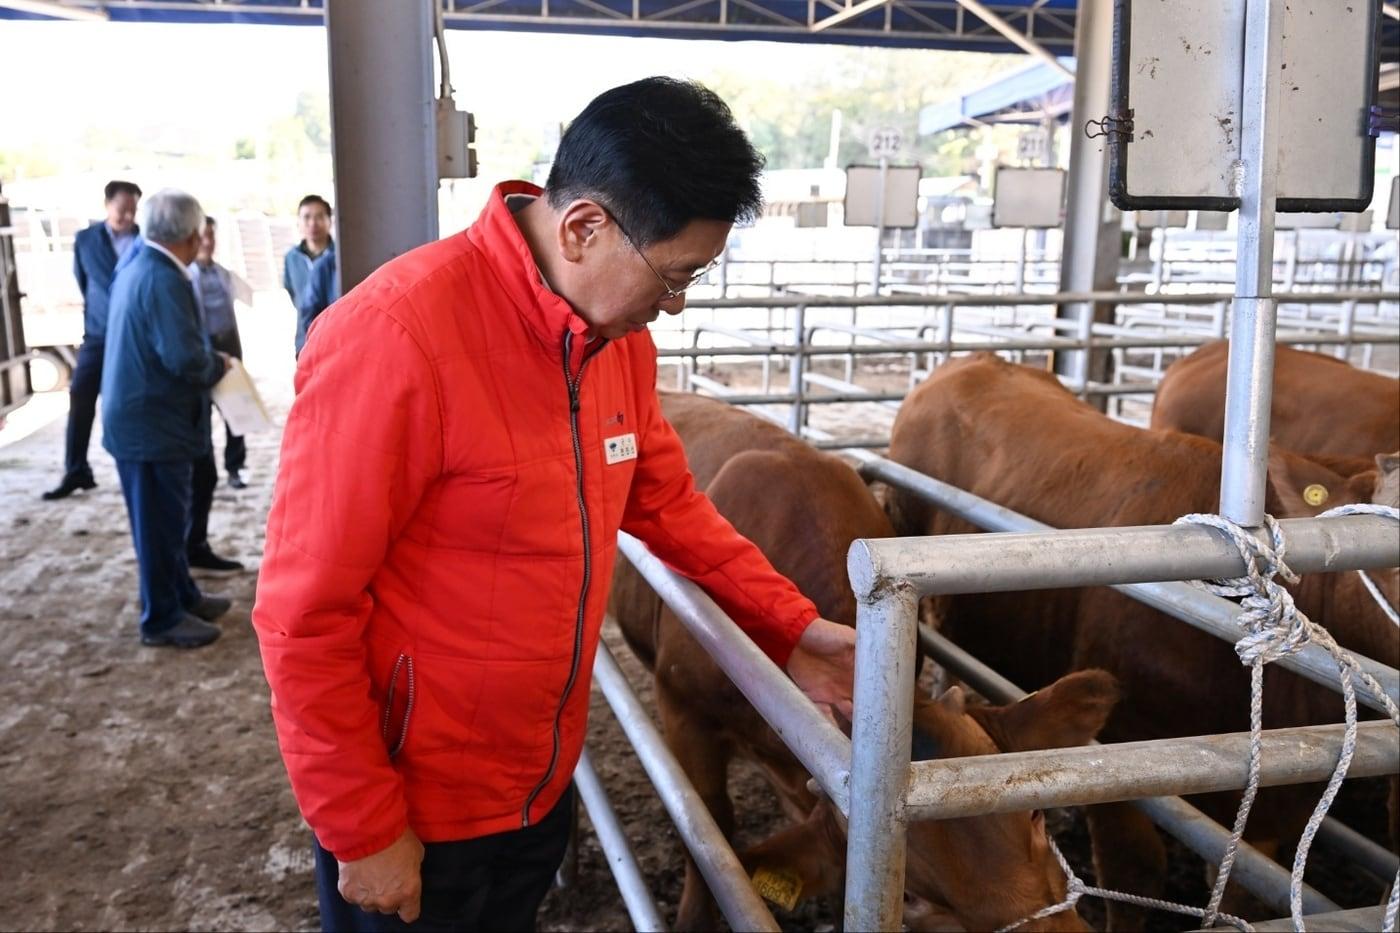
[145, 240, 194, 281]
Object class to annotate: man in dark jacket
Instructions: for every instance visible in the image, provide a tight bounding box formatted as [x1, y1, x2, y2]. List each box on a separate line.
[43, 179, 141, 500]
[102, 189, 233, 649]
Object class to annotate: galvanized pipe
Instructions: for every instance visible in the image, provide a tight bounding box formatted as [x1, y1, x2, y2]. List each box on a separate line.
[615, 533, 853, 812]
[903, 721, 1399, 820]
[653, 329, 1397, 359]
[573, 747, 668, 932]
[845, 583, 919, 932]
[592, 643, 780, 932]
[1193, 905, 1390, 932]
[853, 455, 1400, 712]
[682, 288, 1393, 311]
[1314, 816, 1400, 883]
[918, 626, 1341, 917]
[847, 517, 1400, 600]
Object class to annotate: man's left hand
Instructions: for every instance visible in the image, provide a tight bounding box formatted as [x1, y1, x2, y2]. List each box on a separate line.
[785, 617, 855, 722]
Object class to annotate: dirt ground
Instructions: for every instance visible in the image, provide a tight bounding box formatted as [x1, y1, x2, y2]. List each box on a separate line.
[0, 304, 1393, 932]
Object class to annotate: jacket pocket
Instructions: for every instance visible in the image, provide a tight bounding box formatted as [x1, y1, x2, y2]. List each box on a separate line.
[380, 653, 415, 758]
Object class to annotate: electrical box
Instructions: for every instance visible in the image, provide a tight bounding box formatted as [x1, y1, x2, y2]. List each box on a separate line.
[436, 98, 477, 179]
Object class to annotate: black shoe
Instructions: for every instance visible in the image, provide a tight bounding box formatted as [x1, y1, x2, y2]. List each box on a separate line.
[228, 471, 247, 490]
[141, 614, 221, 648]
[187, 547, 245, 574]
[42, 471, 97, 500]
[190, 594, 232, 621]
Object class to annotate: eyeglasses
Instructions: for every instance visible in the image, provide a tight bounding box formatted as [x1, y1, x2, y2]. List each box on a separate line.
[605, 208, 719, 301]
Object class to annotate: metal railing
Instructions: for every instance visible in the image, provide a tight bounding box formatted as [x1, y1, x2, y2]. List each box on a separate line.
[659, 288, 1398, 441]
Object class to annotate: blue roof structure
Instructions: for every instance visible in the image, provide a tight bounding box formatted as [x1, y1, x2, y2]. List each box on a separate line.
[918, 56, 1073, 134]
[0, 0, 1082, 52]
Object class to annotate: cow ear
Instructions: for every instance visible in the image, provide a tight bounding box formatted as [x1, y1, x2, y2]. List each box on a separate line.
[936, 684, 967, 716]
[1373, 453, 1400, 509]
[1266, 448, 1357, 517]
[970, 669, 1118, 753]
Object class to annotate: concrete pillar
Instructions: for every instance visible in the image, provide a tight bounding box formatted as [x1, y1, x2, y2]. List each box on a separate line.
[324, 0, 439, 293]
[1053, 0, 1119, 399]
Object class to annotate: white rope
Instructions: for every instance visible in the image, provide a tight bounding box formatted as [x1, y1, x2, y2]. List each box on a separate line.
[1173, 507, 1400, 933]
[994, 504, 1399, 933]
[994, 837, 1254, 933]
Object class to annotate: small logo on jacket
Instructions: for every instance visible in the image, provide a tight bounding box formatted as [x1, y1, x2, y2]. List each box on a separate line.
[605, 433, 638, 465]
[605, 411, 625, 426]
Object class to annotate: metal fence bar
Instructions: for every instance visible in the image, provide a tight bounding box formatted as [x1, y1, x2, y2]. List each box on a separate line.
[683, 288, 1394, 310]
[1193, 905, 1390, 932]
[573, 747, 668, 932]
[902, 721, 1398, 819]
[654, 330, 1398, 359]
[615, 533, 853, 812]
[918, 625, 1341, 917]
[848, 518, 1399, 599]
[592, 643, 780, 932]
[1314, 815, 1400, 882]
[845, 582, 918, 932]
[852, 455, 1400, 712]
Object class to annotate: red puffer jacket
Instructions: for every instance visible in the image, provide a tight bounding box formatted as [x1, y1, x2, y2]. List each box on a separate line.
[253, 181, 818, 860]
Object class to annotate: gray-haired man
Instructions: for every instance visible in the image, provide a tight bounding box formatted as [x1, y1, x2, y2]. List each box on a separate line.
[102, 189, 234, 649]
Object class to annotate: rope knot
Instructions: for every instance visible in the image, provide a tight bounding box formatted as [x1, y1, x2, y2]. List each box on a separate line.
[1173, 513, 1310, 665]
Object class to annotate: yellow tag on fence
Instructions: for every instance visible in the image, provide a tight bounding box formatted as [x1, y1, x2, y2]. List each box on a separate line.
[751, 866, 803, 911]
[1303, 484, 1329, 507]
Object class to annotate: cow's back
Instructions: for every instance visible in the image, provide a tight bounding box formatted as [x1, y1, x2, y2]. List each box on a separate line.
[610, 392, 891, 665]
[1152, 342, 1400, 459]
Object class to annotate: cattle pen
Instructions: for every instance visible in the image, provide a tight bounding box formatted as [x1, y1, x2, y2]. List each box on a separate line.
[579, 1, 1400, 929]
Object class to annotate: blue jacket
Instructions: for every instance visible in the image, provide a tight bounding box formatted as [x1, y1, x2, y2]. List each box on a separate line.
[101, 244, 226, 462]
[296, 245, 340, 354]
[283, 238, 332, 306]
[73, 221, 139, 343]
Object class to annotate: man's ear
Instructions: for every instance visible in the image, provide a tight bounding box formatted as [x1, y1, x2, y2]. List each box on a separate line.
[556, 199, 609, 264]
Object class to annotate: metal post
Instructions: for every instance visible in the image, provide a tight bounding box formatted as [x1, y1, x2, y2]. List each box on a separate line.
[871, 157, 888, 296]
[843, 572, 918, 932]
[1054, 0, 1119, 404]
[787, 304, 807, 435]
[1014, 226, 1028, 294]
[1220, 0, 1284, 526]
[572, 748, 667, 932]
[324, 0, 439, 294]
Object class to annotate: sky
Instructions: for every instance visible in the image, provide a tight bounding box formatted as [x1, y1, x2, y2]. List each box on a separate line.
[0, 19, 877, 149]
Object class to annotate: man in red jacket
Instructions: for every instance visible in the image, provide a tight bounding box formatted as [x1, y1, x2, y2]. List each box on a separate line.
[253, 77, 856, 931]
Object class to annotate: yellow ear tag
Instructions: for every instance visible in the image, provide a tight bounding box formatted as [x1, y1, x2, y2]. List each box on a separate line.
[751, 866, 803, 911]
[1303, 484, 1329, 507]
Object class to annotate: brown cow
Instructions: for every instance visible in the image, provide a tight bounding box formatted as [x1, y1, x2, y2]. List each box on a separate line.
[887, 353, 1400, 929]
[1152, 341, 1400, 459]
[609, 392, 1119, 931]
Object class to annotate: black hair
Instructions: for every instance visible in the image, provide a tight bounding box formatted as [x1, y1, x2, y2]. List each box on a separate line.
[204, 216, 217, 228]
[104, 180, 142, 202]
[298, 194, 333, 216]
[545, 77, 764, 247]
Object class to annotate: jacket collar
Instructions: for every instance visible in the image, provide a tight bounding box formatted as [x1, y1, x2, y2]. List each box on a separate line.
[467, 181, 592, 358]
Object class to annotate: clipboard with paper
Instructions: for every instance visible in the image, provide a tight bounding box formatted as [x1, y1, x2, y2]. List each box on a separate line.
[212, 358, 275, 435]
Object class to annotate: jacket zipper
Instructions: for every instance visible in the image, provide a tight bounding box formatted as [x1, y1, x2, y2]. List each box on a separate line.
[522, 332, 608, 826]
[380, 653, 415, 758]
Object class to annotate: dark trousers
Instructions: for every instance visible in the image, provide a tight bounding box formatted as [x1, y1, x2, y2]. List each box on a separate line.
[314, 786, 574, 933]
[62, 340, 103, 478]
[189, 451, 217, 554]
[224, 423, 247, 474]
[114, 459, 202, 636]
[189, 414, 247, 553]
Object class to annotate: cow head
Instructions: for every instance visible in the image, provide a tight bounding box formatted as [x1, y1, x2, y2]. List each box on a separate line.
[1267, 449, 1400, 659]
[739, 669, 1118, 932]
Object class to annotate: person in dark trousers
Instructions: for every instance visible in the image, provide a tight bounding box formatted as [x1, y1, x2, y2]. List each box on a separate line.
[282, 194, 336, 356]
[253, 78, 857, 932]
[102, 189, 233, 649]
[186, 216, 249, 573]
[44, 179, 141, 500]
